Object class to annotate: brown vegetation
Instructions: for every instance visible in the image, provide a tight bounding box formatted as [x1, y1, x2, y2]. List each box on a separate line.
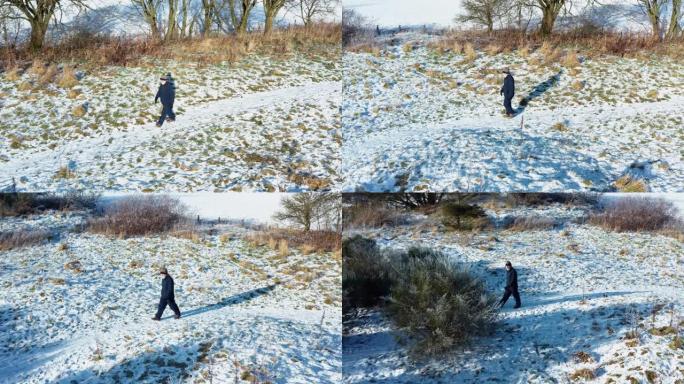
[247, 228, 341, 255]
[0, 229, 51, 251]
[87, 195, 189, 238]
[588, 197, 682, 235]
[1, 23, 340, 69]
[428, 29, 684, 59]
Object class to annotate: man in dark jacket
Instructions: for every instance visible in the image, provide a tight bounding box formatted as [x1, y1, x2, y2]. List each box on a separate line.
[499, 261, 521, 308]
[152, 267, 181, 320]
[154, 73, 176, 127]
[500, 70, 516, 117]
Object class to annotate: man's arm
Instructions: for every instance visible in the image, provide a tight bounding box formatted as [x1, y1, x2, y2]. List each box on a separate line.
[155, 87, 161, 103]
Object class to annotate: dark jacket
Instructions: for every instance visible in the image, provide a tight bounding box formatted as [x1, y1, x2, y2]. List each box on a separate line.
[161, 275, 175, 299]
[501, 74, 515, 98]
[506, 268, 518, 289]
[155, 82, 175, 106]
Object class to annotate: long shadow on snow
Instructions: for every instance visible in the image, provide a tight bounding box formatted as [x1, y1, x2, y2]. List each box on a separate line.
[52, 314, 341, 384]
[517, 71, 562, 114]
[162, 284, 277, 320]
[0, 304, 72, 383]
[349, 297, 654, 384]
[375, 127, 610, 192]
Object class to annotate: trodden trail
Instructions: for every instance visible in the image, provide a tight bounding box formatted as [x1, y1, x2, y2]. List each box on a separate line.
[0, 81, 341, 190]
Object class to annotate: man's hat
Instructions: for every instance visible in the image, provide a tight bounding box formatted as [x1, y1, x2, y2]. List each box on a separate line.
[160, 266, 168, 274]
[505, 261, 512, 267]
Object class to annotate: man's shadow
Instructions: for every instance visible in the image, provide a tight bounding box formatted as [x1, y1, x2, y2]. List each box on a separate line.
[162, 284, 277, 320]
[516, 70, 562, 114]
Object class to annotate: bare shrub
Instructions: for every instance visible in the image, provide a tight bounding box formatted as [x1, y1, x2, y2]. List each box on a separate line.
[0, 229, 51, 250]
[506, 215, 557, 231]
[0, 192, 98, 217]
[87, 195, 189, 238]
[440, 201, 490, 231]
[504, 193, 599, 208]
[588, 197, 679, 233]
[343, 202, 406, 229]
[387, 247, 498, 356]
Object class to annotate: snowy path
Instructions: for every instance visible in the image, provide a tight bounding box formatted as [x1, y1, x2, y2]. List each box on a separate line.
[342, 96, 684, 192]
[1, 299, 335, 384]
[1, 81, 341, 192]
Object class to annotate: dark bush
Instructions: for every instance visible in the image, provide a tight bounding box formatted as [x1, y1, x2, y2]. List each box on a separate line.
[440, 202, 490, 230]
[589, 197, 679, 233]
[342, 236, 393, 313]
[387, 248, 498, 356]
[343, 202, 407, 229]
[0, 192, 98, 217]
[87, 195, 188, 238]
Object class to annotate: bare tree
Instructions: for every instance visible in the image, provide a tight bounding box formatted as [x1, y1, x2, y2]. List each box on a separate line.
[274, 193, 338, 231]
[288, 0, 338, 26]
[0, 0, 87, 49]
[667, 0, 681, 38]
[166, 0, 179, 40]
[456, 0, 507, 33]
[131, 0, 162, 40]
[637, 0, 667, 39]
[200, 0, 214, 35]
[0, 5, 22, 48]
[227, 0, 255, 34]
[262, 0, 286, 34]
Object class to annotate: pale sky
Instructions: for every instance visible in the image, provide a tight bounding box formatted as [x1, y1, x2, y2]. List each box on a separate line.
[100, 192, 286, 224]
[344, 0, 462, 27]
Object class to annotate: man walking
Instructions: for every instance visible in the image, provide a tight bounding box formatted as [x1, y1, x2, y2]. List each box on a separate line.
[500, 69, 516, 117]
[152, 266, 181, 320]
[154, 73, 176, 127]
[499, 261, 521, 308]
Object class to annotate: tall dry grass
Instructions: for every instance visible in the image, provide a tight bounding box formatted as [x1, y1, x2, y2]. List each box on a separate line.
[588, 197, 681, 234]
[1, 23, 340, 69]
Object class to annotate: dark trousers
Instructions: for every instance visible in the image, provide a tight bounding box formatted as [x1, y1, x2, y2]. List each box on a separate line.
[156, 297, 181, 318]
[499, 286, 521, 307]
[157, 103, 176, 126]
[503, 96, 515, 115]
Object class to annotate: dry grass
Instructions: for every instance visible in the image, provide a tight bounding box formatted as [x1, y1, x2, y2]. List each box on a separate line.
[463, 43, 477, 63]
[1, 23, 340, 67]
[72, 104, 87, 117]
[38, 63, 58, 85]
[4, 66, 22, 81]
[561, 51, 580, 68]
[569, 368, 595, 381]
[247, 229, 341, 255]
[57, 66, 79, 88]
[87, 195, 189, 238]
[428, 29, 684, 60]
[506, 215, 556, 231]
[0, 229, 51, 251]
[613, 175, 647, 192]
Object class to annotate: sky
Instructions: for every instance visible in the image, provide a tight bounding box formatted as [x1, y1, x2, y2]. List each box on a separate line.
[100, 193, 287, 224]
[344, 0, 462, 27]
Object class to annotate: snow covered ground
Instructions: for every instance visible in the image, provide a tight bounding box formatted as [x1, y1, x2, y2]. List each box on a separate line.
[341, 32, 684, 192]
[0, 50, 341, 192]
[0, 210, 342, 383]
[343, 200, 684, 383]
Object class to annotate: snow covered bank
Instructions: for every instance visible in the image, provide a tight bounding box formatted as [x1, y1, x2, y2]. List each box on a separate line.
[343, 200, 684, 383]
[342, 32, 684, 192]
[0, 211, 342, 383]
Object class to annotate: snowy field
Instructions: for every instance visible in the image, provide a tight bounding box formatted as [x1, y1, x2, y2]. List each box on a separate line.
[0, 210, 342, 383]
[0, 50, 341, 192]
[342, 32, 684, 192]
[343, 201, 684, 383]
